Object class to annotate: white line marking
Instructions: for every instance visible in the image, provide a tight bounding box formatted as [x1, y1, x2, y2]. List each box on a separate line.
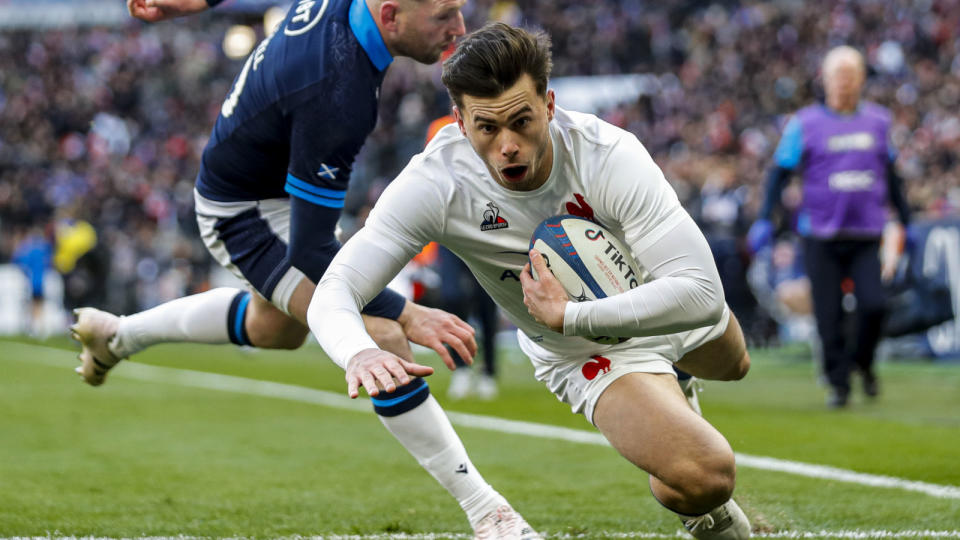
[5, 532, 960, 539]
[6, 342, 960, 501]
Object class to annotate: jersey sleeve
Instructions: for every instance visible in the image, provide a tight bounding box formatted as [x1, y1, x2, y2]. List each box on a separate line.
[594, 134, 687, 254]
[284, 93, 355, 209]
[773, 115, 803, 170]
[563, 134, 725, 338]
[307, 163, 448, 368]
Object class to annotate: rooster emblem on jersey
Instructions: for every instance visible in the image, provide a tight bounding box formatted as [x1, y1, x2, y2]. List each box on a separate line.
[565, 193, 595, 222]
[480, 202, 509, 231]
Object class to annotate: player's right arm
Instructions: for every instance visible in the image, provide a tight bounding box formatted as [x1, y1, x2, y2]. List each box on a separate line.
[307, 168, 453, 398]
[128, 0, 217, 22]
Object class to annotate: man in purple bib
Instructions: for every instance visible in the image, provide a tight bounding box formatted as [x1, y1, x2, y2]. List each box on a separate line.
[749, 46, 911, 408]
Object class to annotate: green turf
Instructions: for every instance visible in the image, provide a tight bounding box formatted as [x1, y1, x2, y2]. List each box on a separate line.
[1, 337, 958, 538]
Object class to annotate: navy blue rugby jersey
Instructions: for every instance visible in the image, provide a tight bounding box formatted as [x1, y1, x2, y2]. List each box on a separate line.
[196, 0, 392, 207]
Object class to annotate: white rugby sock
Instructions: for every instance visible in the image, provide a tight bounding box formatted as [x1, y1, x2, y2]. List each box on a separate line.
[110, 287, 242, 358]
[379, 395, 506, 526]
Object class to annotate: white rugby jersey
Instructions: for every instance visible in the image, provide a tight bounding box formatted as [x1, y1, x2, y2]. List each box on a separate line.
[309, 107, 724, 369]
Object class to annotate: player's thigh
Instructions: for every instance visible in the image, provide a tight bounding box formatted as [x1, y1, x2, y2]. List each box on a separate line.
[674, 309, 749, 381]
[195, 192, 308, 319]
[362, 314, 413, 362]
[593, 372, 734, 481]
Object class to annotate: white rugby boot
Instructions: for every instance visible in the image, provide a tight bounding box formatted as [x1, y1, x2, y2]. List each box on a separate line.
[679, 376, 703, 416]
[70, 307, 123, 386]
[475, 374, 499, 400]
[682, 499, 751, 540]
[473, 504, 542, 540]
[447, 368, 473, 400]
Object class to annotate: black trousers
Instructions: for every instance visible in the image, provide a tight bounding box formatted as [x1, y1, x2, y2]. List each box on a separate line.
[803, 237, 887, 393]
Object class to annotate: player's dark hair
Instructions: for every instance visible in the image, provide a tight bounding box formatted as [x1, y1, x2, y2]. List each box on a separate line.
[442, 22, 553, 109]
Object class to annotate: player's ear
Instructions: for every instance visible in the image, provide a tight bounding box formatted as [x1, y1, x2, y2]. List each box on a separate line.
[453, 107, 467, 135]
[546, 89, 556, 122]
[379, 0, 400, 31]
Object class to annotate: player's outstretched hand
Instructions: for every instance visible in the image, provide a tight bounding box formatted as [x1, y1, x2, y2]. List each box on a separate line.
[520, 249, 569, 333]
[345, 348, 434, 399]
[127, 0, 210, 22]
[397, 302, 476, 371]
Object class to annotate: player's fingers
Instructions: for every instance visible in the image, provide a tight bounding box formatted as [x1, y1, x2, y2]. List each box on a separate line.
[519, 262, 534, 286]
[429, 340, 459, 370]
[371, 365, 397, 393]
[383, 361, 412, 387]
[360, 371, 380, 397]
[529, 248, 549, 271]
[398, 359, 435, 378]
[446, 330, 476, 367]
[346, 374, 360, 399]
[446, 313, 476, 336]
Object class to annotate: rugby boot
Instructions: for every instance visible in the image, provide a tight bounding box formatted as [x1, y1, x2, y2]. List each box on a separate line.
[682, 498, 751, 540]
[70, 307, 123, 386]
[474, 504, 541, 540]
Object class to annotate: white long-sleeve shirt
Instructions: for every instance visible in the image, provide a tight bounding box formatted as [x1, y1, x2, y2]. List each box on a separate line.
[309, 107, 724, 369]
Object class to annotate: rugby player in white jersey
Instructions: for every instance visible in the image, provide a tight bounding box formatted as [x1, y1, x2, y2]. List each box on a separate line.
[309, 23, 753, 539]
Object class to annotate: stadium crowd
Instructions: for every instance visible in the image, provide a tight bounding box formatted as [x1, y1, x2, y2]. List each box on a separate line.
[1, 0, 958, 336]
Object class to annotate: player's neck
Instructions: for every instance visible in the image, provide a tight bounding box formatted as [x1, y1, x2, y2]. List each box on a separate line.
[826, 96, 860, 115]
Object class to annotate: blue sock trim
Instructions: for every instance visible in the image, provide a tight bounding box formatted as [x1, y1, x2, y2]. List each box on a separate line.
[227, 291, 252, 346]
[371, 378, 429, 417]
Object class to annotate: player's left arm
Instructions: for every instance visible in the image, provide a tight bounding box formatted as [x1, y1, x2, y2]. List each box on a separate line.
[306, 171, 475, 396]
[285, 102, 408, 323]
[560, 137, 725, 338]
[127, 0, 216, 22]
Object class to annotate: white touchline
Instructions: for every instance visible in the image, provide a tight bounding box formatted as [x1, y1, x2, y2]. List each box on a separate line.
[4, 531, 960, 539]
[7, 342, 960, 501]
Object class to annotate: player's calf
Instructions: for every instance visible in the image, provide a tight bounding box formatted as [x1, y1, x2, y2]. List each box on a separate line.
[243, 291, 310, 349]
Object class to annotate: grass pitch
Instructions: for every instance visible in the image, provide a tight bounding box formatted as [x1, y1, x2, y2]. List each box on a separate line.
[1, 337, 958, 538]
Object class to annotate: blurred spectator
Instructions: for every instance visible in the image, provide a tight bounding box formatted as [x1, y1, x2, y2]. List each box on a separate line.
[748, 46, 912, 409]
[12, 225, 53, 336]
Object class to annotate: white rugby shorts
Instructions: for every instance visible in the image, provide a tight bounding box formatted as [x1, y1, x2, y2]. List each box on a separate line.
[518, 304, 731, 425]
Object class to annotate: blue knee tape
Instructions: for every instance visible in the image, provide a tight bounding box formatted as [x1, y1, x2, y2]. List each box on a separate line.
[371, 378, 430, 417]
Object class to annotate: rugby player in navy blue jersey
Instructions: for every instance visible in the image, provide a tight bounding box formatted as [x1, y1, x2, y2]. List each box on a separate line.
[75, 1, 540, 536]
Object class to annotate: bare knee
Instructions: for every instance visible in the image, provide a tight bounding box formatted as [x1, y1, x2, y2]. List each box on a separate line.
[721, 351, 751, 381]
[245, 303, 309, 350]
[657, 453, 736, 514]
[365, 316, 411, 361]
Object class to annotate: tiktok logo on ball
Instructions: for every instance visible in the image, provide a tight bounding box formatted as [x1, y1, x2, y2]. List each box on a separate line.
[581, 355, 612, 380]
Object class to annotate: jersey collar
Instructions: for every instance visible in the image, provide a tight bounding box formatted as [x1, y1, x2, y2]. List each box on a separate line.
[349, 0, 393, 72]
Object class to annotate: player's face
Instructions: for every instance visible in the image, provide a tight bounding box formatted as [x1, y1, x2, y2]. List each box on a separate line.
[456, 74, 556, 192]
[394, 0, 467, 64]
[824, 60, 864, 112]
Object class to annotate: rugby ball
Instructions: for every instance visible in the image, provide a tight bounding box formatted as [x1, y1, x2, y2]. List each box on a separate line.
[529, 215, 641, 344]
